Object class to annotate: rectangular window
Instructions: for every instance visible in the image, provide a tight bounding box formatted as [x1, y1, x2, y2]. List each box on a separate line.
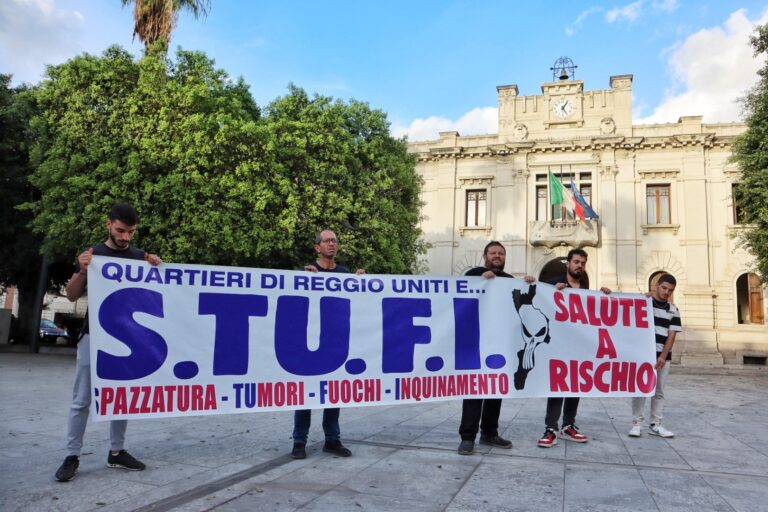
[537, 172, 594, 221]
[536, 186, 548, 221]
[646, 185, 670, 224]
[732, 183, 745, 224]
[552, 203, 570, 221]
[581, 184, 592, 216]
[465, 189, 487, 227]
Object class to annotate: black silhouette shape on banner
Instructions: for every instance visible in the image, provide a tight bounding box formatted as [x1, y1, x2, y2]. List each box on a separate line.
[512, 284, 551, 390]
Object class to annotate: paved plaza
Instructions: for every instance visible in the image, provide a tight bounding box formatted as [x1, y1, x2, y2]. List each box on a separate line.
[1, 351, 767, 512]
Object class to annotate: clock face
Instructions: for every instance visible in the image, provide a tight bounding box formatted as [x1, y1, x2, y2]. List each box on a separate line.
[552, 98, 573, 119]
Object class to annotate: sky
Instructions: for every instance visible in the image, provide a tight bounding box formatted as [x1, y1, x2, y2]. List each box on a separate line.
[2, 0, 768, 141]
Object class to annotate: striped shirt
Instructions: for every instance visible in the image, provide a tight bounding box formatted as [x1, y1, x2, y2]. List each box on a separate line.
[652, 298, 682, 360]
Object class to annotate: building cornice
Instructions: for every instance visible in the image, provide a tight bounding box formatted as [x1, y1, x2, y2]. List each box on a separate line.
[413, 133, 738, 162]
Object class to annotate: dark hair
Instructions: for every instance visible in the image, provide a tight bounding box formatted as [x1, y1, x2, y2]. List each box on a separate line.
[657, 273, 677, 287]
[483, 241, 505, 256]
[567, 248, 588, 261]
[108, 204, 139, 226]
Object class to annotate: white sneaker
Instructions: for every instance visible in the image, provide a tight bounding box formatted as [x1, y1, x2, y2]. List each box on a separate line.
[649, 424, 674, 438]
[628, 425, 642, 437]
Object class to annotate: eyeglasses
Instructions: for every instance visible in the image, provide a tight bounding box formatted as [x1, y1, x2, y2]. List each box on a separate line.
[320, 238, 338, 244]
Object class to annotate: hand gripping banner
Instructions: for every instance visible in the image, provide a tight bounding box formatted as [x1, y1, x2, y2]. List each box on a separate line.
[87, 256, 658, 421]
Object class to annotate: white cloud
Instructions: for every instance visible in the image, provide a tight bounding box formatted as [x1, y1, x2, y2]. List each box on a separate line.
[636, 8, 768, 124]
[652, 0, 679, 13]
[0, 0, 84, 84]
[392, 107, 498, 141]
[605, 1, 644, 24]
[566, 7, 602, 36]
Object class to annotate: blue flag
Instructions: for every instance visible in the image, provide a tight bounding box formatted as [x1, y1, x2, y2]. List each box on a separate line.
[570, 181, 599, 219]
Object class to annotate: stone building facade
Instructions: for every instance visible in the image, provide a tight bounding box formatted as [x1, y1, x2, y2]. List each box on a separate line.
[408, 73, 767, 366]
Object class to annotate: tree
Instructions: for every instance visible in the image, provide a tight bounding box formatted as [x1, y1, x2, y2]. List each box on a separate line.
[25, 46, 278, 267]
[121, 0, 210, 50]
[261, 85, 425, 272]
[26, 47, 424, 281]
[733, 23, 768, 278]
[0, 75, 71, 345]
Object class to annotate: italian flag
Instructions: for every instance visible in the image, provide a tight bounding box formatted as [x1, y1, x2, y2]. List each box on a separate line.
[548, 171, 585, 220]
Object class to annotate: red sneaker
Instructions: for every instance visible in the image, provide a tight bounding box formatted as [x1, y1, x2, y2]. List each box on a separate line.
[537, 428, 558, 448]
[560, 424, 588, 443]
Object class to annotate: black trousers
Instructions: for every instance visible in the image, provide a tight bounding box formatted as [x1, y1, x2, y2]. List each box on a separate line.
[459, 398, 501, 440]
[545, 397, 580, 429]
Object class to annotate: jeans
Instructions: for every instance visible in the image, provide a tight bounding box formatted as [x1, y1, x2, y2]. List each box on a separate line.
[459, 399, 501, 440]
[292, 408, 340, 445]
[545, 397, 580, 430]
[632, 361, 670, 426]
[66, 335, 127, 456]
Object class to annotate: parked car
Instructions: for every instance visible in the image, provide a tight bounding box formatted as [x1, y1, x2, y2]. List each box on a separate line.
[39, 319, 70, 344]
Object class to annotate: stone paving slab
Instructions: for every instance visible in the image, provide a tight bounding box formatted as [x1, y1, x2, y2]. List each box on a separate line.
[1, 353, 768, 511]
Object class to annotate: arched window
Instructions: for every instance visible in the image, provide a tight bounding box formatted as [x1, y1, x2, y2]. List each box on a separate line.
[736, 273, 764, 325]
[649, 271, 675, 303]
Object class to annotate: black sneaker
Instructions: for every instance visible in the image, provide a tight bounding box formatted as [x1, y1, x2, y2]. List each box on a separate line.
[106, 450, 146, 471]
[55, 455, 79, 482]
[322, 440, 352, 457]
[292, 443, 306, 459]
[457, 439, 475, 455]
[480, 434, 512, 449]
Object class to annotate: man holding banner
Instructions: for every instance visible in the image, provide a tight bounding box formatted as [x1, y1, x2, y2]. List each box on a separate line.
[55, 204, 162, 482]
[458, 241, 534, 455]
[538, 248, 611, 448]
[291, 229, 364, 460]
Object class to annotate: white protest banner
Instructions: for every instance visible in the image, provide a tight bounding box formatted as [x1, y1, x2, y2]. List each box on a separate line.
[87, 256, 657, 421]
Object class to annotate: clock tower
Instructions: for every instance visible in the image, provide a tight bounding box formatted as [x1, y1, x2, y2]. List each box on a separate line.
[496, 57, 632, 142]
[544, 56, 582, 127]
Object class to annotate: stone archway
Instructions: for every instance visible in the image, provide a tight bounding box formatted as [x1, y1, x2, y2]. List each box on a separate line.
[538, 257, 590, 288]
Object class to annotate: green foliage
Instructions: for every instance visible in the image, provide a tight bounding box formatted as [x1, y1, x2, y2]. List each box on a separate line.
[733, 24, 768, 278]
[24, 47, 424, 274]
[0, 74, 38, 287]
[0, 74, 73, 343]
[0, 75, 71, 289]
[262, 85, 425, 271]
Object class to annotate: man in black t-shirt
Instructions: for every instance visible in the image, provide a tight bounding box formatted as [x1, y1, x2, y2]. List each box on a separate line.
[55, 204, 162, 482]
[537, 248, 611, 448]
[458, 241, 535, 455]
[291, 229, 365, 460]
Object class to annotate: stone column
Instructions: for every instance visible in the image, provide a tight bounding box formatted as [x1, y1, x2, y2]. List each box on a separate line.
[678, 141, 723, 365]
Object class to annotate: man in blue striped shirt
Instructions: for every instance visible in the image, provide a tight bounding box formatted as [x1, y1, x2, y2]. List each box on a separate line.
[628, 273, 682, 438]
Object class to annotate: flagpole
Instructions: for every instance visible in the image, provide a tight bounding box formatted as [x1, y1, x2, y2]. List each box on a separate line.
[570, 164, 575, 222]
[548, 165, 551, 225]
[560, 164, 564, 221]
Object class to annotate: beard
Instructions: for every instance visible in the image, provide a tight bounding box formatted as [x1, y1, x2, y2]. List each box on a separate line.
[567, 268, 583, 279]
[109, 233, 129, 249]
[486, 259, 504, 272]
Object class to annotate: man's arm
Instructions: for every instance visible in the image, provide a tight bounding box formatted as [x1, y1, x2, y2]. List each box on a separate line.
[65, 248, 93, 301]
[656, 331, 677, 369]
